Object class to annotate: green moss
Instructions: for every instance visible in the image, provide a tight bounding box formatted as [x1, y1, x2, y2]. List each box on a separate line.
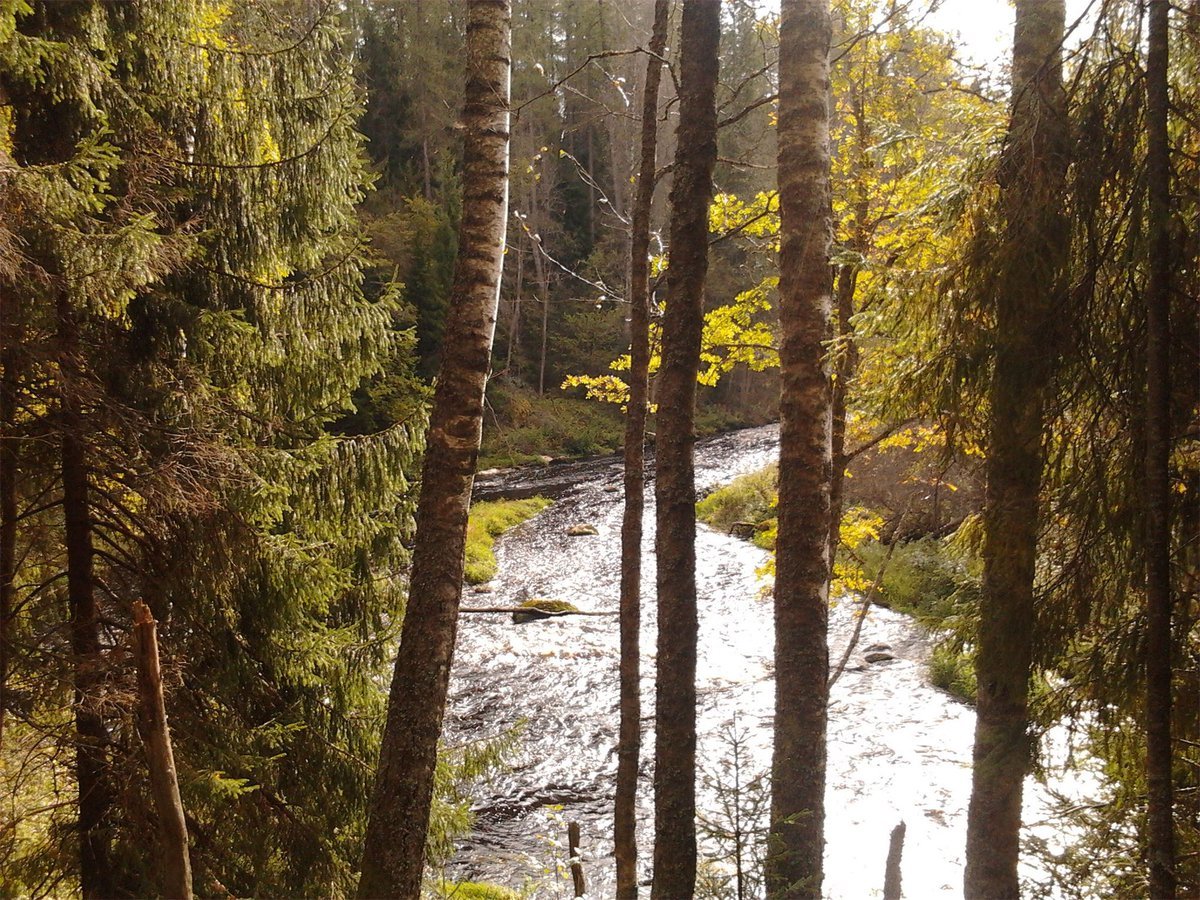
[516, 597, 579, 614]
[511, 597, 580, 624]
[437, 881, 521, 900]
[696, 464, 778, 539]
[464, 497, 552, 584]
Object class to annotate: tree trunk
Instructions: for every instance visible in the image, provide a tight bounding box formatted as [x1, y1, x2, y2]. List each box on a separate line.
[615, 3, 668, 897]
[650, 2, 718, 897]
[58, 298, 115, 900]
[883, 821, 905, 900]
[132, 601, 193, 900]
[358, 2, 511, 896]
[964, 2, 1069, 897]
[828, 89, 869, 561]
[506, 231, 523, 378]
[532, 208, 551, 397]
[0, 292, 17, 753]
[1144, 1, 1176, 895]
[829, 261, 859, 560]
[768, 1, 833, 897]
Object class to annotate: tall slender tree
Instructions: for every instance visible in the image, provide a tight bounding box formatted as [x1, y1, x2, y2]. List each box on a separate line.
[1144, 0, 1176, 895]
[616, 2, 669, 897]
[651, 2, 719, 897]
[769, 1, 833, 897]
[964, 2, 1070, 896]
[358, 1, 512, 895]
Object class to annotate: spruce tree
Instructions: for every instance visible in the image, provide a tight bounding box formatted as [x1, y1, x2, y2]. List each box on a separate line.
[0, 2, 421, 894]
[964, 2, 1070, 896]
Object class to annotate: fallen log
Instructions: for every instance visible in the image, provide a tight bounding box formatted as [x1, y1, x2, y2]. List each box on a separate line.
[459, 607, 617, 616]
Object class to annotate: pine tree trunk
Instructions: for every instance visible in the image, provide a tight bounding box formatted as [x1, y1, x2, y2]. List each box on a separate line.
[358, 2, 511, 896]
[768, 1, 833, 896]
[1144, 1, 1176, 894]
[58, 299, 115, 900]
[964, 2, 1068, 896]
[0, 293, 17, 753]
[650, 2, 718, 897]
[615, 3, 668, 896]
[132, 602, 193, 900]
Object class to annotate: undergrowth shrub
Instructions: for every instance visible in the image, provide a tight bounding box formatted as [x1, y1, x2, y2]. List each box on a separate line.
[482, 384, 624, 467]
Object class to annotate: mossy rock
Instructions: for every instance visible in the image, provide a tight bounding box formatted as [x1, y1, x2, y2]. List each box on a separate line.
[436, 882, 520, 900]
[512, 597, 580, 624]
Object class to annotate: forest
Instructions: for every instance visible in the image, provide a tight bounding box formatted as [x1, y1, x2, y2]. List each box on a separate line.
[0, 0, 1196, 897]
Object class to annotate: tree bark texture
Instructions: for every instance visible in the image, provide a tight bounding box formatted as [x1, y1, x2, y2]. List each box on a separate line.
[769, 1, 833, 897]
[58, 298, 116, 900]
[964, 2, 1068, 897]
[0, 291, 17, 753]
[650, 2, 719, 897]
[132, 601, 193, 900]
[358, 3, 511, 896]
[1144, 1, 1176, 895]
[616, 2, 668, 897]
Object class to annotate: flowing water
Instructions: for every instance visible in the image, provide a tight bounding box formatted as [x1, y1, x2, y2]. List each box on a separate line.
[445, 424, 1101, 898]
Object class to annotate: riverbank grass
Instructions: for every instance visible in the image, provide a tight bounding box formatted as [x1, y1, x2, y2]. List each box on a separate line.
[696, 464, 778, 550]
[436, 882, 522, 900]
[465, 497, 552, 584]
[699, 463, 985, 701]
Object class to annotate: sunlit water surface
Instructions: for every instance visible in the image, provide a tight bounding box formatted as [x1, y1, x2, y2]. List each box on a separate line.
[445, 425, 1102, 898]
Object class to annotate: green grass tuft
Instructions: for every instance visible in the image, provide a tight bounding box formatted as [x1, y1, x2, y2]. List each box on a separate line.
[464, 497, 551, 584]
[696, 464, 778, 540]
[436, 881, 521, 900]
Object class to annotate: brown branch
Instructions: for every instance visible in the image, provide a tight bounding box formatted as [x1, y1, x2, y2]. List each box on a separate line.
[843, 419, 917, 463]
[514, 48, 671, 117]
[828, 501, 913, 689]
[459, 606, 616, 617]
[719, 92, 778, 130]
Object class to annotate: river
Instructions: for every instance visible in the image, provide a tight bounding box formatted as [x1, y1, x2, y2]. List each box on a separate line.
[444, 424, 1100, 898]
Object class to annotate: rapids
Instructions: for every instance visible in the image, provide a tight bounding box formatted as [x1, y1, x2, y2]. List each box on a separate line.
[444, 424, 1100, 898]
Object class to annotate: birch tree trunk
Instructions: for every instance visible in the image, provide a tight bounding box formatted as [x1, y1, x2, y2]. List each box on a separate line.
[650, 2, 719, 896]
[615, 2, 669, 896]
[964, 2, 1069, 896]
[768, 1, 833, 896]
[1144, 1, 1176, 894]
[358, 3, 511, 895]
